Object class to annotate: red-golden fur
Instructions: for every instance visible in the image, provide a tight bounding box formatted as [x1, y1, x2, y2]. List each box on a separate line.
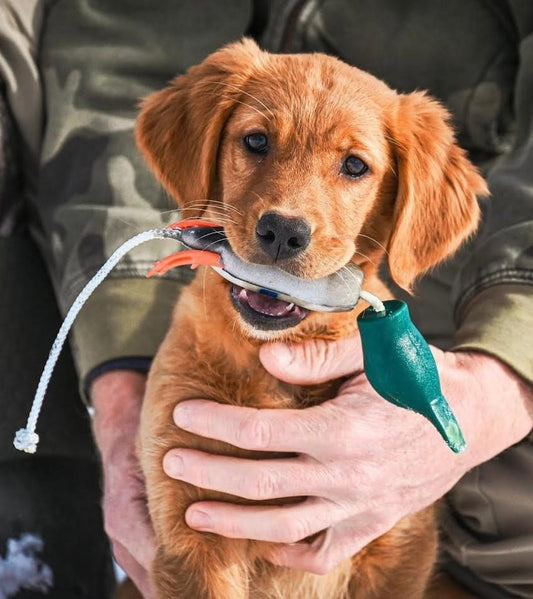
[133, 39, 487, 599]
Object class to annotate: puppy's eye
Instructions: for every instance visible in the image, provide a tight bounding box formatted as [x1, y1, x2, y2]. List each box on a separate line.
[342, 156, 369, 178]
[243, 133, 268, 154]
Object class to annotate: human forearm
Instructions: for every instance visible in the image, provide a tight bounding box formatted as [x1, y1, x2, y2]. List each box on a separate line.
[91, 370, 155, 598]
[91, 369, 146, 455]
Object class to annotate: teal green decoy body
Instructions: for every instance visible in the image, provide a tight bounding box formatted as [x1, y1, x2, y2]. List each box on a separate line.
[357, 300, 466, 453]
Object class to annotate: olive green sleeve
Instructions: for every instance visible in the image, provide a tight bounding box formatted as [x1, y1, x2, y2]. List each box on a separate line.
[453, 284, 533, 384]
[71, 277, 181, 385]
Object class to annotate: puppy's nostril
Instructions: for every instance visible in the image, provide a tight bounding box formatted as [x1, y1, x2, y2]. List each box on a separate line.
[256, 212, 311, 260]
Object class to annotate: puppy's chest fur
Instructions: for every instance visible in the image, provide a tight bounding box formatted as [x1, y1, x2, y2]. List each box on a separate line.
[190, 367, 343, 412]
[151, 277, 357, 410]
[160, 308, 346, 413]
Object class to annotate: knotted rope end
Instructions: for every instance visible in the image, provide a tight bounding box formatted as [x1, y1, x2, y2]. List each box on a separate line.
[13, 429, 39, 454]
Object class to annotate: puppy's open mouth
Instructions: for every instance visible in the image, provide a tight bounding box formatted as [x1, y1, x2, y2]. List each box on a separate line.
[230, 284, 309, 330]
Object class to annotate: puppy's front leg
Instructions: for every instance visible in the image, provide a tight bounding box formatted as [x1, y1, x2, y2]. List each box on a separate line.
[139, 379, 251, 599]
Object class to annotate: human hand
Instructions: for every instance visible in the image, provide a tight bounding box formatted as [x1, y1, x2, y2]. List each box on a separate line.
[91, 370, 155, 597]
[163, 337, 533, 574]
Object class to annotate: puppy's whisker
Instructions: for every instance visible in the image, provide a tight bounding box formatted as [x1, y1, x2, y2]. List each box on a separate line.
[195, 232, 230, 252]
[205, 202, 243, 216]
[215, 205, 243, 216]
[182, 205, 241, 224]
[353, 249, 377, 266]
[356, 234, 389, 256]
[180, 204, 209, 213]
[212, 81, 275, 120]
[184, 204, 231, 216]
[180, 200, 218, 213]
[113, 216, 144, 229]
[179, 209, 237, 226]
[195, 211, 238, 225]
[180, 208, 209, 219]
[157, 208, 181, 217]
[186, 199, 243, 216]
[250, 190, 268, 208]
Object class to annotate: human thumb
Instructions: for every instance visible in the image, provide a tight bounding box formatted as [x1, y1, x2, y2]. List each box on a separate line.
[259, 335, 364, 385]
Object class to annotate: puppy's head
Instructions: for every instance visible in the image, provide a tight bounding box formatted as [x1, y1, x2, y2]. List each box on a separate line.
[136, 39, 487, 338]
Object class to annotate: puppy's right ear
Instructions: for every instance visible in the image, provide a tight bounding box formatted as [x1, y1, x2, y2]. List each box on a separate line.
[135, 39, 264, 211]
[386, 91, 488, 290]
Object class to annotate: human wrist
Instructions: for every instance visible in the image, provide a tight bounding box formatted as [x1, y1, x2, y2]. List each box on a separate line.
[442, 350, 533, 473]
[91, 370, 147, 459]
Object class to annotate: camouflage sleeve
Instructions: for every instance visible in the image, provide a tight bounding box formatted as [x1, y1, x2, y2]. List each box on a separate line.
[31, 0, 252, 391]
[452, 14, 533, 384]
[0, 0, 44, 172]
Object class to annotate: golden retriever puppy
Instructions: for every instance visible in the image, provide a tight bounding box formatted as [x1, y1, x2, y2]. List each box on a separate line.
[134, 39, 486, 599]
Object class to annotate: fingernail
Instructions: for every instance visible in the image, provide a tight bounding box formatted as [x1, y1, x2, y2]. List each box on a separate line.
[164, 453, 183, 478]
[174, 403, 191, 428]
[187, 510, 213, 531]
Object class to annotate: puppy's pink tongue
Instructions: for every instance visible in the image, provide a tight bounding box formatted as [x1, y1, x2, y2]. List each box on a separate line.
[240, 288, 294, 316]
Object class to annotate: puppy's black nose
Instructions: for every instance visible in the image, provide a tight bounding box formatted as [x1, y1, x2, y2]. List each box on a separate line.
[256, 212, 311, 260]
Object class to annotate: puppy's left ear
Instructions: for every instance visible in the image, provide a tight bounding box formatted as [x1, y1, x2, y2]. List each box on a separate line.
[135, 39, 265, 211]
[387, 91, 488, 290]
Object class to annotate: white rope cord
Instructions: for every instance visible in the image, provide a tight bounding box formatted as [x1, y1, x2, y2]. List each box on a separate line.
[13, 228, 180, 453]
[359, 290, 386, 313]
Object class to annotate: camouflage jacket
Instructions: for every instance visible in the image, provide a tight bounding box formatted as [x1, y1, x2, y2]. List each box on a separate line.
[1, 0, 532, 596]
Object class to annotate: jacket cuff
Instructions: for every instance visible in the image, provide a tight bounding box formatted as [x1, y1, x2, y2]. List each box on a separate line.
[453, 284, 533, 385]
[71, 277, 181, 395]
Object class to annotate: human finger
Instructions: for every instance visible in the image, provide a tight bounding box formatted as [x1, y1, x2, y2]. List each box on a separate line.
[163, 449, 338, 500]
[173, 399, 353, 457]
[259, 335, 364, 385]
[184, 496, 345, 543]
